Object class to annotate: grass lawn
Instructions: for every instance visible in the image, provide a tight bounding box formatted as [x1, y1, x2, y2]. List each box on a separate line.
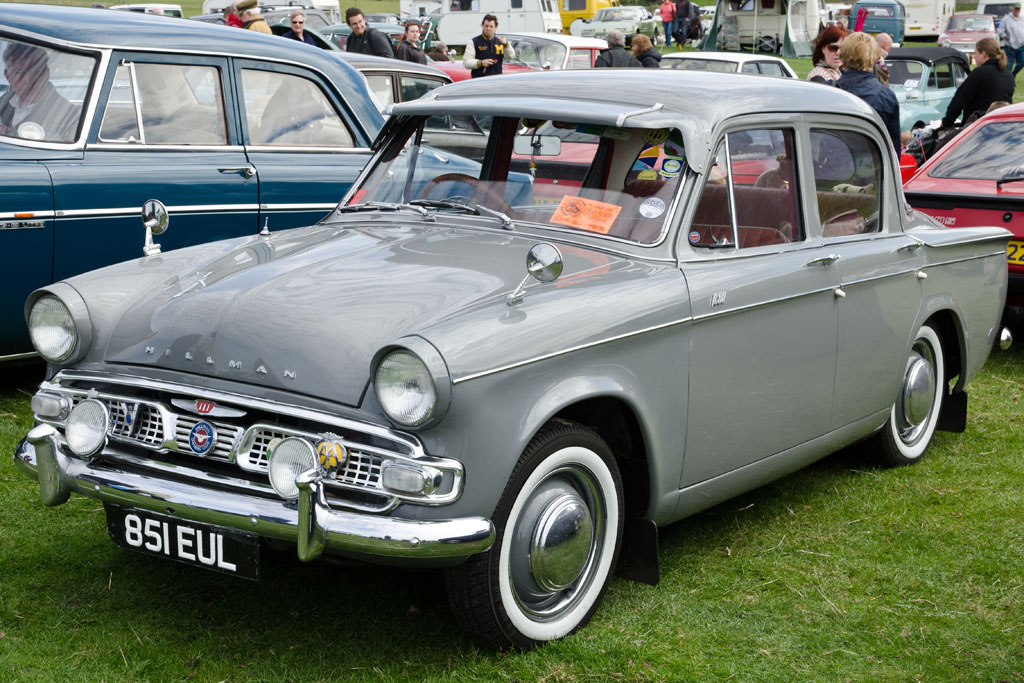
[2, 334, 1022, 680]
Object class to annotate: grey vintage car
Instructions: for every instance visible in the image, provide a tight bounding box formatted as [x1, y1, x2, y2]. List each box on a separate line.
[14, 71, 1013, 649]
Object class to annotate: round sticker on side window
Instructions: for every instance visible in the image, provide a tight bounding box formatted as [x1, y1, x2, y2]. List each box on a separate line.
[638, 196, 666, 218]
[688, 230, 702, 244]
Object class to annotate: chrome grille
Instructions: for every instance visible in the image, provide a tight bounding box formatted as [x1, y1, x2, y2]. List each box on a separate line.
[174, 414, 243, 462]
[69, 395, 164, 447]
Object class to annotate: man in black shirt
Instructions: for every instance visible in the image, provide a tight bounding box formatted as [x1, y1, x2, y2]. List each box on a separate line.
[344, 7, 394, 58]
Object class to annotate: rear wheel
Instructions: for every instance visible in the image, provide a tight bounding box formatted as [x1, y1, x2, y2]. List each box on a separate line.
[445, 420, 623, 649]
[873, 323, 945, 467]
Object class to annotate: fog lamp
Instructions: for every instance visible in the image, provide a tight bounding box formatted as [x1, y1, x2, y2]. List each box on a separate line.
[268, 437, 317, 500]
[381, 461, 443, 496]
[65, 399, 109, 458]
[31, 392, 70, 420]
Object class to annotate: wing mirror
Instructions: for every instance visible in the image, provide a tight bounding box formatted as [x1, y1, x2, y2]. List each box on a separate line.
[141, 199, 169, 256]
[507, 243, 564, 306]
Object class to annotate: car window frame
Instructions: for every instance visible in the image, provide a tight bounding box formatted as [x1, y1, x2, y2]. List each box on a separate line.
[90, 51, 236, 149]
[232, 58, 371, 151]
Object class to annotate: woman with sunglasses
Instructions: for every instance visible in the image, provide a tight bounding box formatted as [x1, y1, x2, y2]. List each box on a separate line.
[282, 10, 316, 45]
[807, 24, 848, 85]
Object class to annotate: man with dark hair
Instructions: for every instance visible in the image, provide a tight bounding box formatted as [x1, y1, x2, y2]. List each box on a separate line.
[345, 7, 395, 58]
[463, 14, 515, 77]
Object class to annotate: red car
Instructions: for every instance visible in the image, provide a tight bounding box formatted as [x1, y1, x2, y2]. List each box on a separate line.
[937, 14, 999, 60]
[903, 102, 1024, 306]
[429, 59, 538, 81]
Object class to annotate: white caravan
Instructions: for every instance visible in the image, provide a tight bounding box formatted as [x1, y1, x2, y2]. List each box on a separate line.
[433, 0, 562, 48]
[200, 0, 342, 23]
[903, 0, 955, 39]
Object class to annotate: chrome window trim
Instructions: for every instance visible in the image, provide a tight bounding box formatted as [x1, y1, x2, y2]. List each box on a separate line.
[243, 145, 372, 154]
[87, 143, 247, 151]
[453, 316, 692, 384]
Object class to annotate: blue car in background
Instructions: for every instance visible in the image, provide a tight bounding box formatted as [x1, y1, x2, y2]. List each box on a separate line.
[885, 47, 969, 130]
[849, 0, 907, 44]
[0, 3, 385, 361]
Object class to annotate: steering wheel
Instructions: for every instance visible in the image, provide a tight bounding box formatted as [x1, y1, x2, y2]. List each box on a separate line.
[418, 173, 513, 215]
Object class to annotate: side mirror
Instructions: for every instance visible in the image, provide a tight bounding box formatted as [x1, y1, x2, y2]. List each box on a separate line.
[141, 199, 169, 256]
[507, 243, 564, 306]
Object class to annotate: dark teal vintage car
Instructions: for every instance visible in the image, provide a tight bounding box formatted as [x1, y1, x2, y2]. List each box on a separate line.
[0, 4, 384, 360]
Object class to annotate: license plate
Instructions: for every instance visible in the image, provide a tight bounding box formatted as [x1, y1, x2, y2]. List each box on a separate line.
[1009, 240, 1024, 266]
[105, 504, 259, 580]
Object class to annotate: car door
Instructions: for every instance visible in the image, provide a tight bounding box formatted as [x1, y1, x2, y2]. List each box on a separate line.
[680, 124, 841, 487]
[927, 60, 956, 116]
[235, 59, 373, 231]
[807, 125, 923, 428]
[48, 53, 258, 279]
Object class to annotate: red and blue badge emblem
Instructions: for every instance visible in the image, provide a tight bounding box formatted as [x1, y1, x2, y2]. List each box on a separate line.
[189, 421, 217, 455]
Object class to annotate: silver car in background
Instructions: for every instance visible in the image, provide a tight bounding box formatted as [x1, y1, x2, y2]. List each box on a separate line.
[15, 70, 1012, 649]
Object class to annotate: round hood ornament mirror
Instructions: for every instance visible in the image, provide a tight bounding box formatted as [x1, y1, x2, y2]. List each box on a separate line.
[507, 242, 564, 306]
[141, 199, 169, 256]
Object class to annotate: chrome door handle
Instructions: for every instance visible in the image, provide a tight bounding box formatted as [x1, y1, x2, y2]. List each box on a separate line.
[898, 242, 922, 252]
[218, 166, 256, 179]
[806, 253, 840, 267]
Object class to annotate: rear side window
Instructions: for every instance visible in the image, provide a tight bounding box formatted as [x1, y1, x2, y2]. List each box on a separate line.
[241, 69, 354, 147]
[810, 129, 882, 237]
[99, 62, 227, 144]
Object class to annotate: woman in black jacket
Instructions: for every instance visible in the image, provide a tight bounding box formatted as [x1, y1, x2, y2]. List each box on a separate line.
[631, 34, 662, 68]
[942, 38, 1015, 128]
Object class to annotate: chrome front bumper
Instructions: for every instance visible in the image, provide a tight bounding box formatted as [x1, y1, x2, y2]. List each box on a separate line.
[14, 425, 494, 562]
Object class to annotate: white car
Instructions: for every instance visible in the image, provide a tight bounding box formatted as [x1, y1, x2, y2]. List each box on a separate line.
[504, 32, 610, 70]
[660, 51, 798, 78]
[109, 3, 183, 16]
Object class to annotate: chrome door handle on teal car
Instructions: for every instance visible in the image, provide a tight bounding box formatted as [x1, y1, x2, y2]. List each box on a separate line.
[218, 166, 257, 179]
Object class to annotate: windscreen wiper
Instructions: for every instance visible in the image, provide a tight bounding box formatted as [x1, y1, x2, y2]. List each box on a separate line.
[334, 201, 432, 219]
[996, 172, 1024, 191]
[409, 199, 514, 230]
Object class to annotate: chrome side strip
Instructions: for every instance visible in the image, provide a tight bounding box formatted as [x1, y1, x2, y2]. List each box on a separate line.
[690, 286, 838, 323]
[57, 204, 261, 218]
[0, 210, 57, 220]
[0, 351, 38, 362]
[260, 203, 338, 212]
[452, 317, 692, 384]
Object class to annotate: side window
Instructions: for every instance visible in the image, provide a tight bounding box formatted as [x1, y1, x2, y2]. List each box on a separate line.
[689, 128, 802, 250]
[364, 74, 395, 107]
[933, 62, 953, 89]
[953, 62, 968, 86]
[569, 49, 593, 69]
[241, 69, 354, 147]
[758, 61, 784, 77]
[99, 63, 227, 144]
[810, 129, 882, 237]
[400, 75, 445, 103]
[740, 62, 759, 74]
[512, 0, 523, 7]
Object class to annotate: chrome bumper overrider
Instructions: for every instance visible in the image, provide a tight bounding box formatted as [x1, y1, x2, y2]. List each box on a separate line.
[15, 425, 494, 561]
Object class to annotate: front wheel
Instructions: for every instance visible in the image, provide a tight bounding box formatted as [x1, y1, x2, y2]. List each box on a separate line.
[873, 323, 945, 467]
[445, 420, 623, 649]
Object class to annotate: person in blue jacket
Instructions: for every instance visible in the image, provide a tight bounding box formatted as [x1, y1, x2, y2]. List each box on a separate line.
[282, 10, 316, 44]
[836, 32, 900, 153]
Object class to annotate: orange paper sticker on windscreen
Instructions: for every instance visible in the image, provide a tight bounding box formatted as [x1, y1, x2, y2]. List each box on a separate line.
[550, 195, 622, 234]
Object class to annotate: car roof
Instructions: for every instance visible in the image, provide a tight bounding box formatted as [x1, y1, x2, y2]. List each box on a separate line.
[662, 51, 789, 64]
[392, 70, 879, 168]
[0, 2, 380, 130]
[335, 51, 452, 80]
[886, 47, 970, 66]
[504, 32, 608, 48]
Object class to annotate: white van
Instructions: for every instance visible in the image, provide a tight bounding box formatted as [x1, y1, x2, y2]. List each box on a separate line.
[110, 3, 184, 16]
[976, 0, 1016, 29]
[903, 0, 955, 39]
[433, 0, 562, 48]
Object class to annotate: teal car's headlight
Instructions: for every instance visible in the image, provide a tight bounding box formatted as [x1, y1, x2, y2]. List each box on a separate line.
[372, 338, 451, 428]
[28, 296, 77, 362]
[25, 284, 94, 364]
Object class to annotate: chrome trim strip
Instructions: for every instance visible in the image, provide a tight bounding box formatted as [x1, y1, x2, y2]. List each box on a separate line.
[260, 203, 338, 211]
[244, 146, 372, 154]
[16, 429, 493, 560]
[87, 143, 248, 152]
[690, 286, 838, 323]
[57, 204, 261, 218]
[0, 210, 57, 220]
[922, 251, 1010, 268]
[0, 351, 39, 362]
[839, 267, 922, 288]
[452, 317, 691, 384]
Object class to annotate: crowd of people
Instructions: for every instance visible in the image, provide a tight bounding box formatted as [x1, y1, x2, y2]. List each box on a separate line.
[806, 16, 1017, 154]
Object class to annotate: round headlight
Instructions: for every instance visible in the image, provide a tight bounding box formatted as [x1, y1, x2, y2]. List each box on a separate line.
[374, 350, 437, 426]
[28, 296, 77, 362]
[941, 40, 951, 47]
[65, 399, 109, 458]
[268, 437, 317, 500]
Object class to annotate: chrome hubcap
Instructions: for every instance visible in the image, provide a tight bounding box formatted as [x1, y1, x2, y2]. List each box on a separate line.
[508, 465, 604, 621]
[896, 340, 937, 445]
[530, 493, 594, 592]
